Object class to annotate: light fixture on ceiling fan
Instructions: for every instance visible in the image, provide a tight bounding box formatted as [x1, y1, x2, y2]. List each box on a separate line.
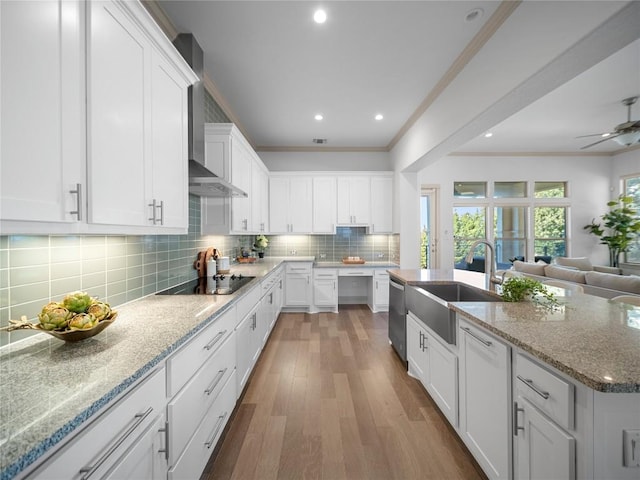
[578, 96, 640, 149]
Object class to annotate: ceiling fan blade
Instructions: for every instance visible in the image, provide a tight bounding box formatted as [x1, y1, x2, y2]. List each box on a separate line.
[580, 133, 621, 149]
[575, 133, 612, 138]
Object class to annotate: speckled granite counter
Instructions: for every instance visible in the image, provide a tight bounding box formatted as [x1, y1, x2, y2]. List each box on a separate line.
[388, 268, 640, 393]
[0, 257, 293, 480]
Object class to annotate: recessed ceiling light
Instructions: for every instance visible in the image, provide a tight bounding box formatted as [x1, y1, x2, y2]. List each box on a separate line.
[375, 114, 384, 121]
[602, 133, 611, 137]
[465, 8, 484, 22]
[315, 114, 323, 121]
[313, 9, 327, 24]
[484, 132, 493, 138]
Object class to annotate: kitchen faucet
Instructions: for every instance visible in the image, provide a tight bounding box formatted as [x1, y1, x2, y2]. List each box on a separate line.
[465, 240, 503, 290]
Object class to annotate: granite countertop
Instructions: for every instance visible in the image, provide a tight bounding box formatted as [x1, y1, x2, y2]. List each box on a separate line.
[0, 258, 292, 480]
[389, 269, 640, 393]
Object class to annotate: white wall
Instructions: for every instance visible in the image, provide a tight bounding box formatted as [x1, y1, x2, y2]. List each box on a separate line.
[611, 148, 640, 196]
[258, 151, 391, 171]
[418, 155, 613, 268]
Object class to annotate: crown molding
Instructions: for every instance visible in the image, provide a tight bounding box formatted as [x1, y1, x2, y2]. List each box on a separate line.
[255, 145, 389, 153]
[387, 1, 522, 151]
[449, 150, 613, 157]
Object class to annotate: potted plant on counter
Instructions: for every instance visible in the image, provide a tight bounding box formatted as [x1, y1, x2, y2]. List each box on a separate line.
[253, 234, 269, 258]
[500, 277, 558, 308]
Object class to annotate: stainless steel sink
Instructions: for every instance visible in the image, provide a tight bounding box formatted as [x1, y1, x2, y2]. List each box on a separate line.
[405, 283, 502, 345]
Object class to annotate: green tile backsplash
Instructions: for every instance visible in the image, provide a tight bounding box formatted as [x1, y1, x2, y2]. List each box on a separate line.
[1, 194, 399, 347]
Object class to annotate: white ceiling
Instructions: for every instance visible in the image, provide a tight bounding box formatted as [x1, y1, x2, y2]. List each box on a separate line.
[156, 1, 640, 155]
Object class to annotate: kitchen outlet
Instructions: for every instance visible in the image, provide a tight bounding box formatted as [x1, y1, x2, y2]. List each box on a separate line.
[290, 250, 297, 255]
[623, 429, 640, 467]
[319, 253, 326, 259]
[377, 253, 385, 259]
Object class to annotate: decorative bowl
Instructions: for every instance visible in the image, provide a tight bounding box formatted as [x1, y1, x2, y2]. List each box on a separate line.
[2, 313, 118, 342]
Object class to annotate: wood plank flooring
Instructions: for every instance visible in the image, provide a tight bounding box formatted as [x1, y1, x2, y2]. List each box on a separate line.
[201, 305, 487, 480]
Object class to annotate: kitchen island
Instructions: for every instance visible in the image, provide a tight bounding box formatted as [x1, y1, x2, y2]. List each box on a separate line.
[389, 268, 640, 480]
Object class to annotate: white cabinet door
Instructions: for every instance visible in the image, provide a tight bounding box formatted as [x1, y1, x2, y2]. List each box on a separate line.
[87, 0, 148, 226]
[425, 330, 458, 427]
[373, 271, 389, 307]
[337, 177, 370, 225]
[288, 177, 312, 232]
[406, 313, 429, 383]
[313, 176, 337, 233]
[285, 274, 311, 307]
[1, 0, 84, 227]
[104, 413, 167, 480]
[236, 306, 259, 395]
[251, 165, 269, 233]
[516, 396, 575, 480]
[314, 277, 337, 307]
[231, 140, 252, 232]
[149, 50, 189, 229]
[269, 176, 290, 233]
[370, 176, 393, 233]
[459, 319, 511, 479]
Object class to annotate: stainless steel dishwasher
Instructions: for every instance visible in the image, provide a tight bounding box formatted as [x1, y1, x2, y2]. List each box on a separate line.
[388, 278, 407, 362]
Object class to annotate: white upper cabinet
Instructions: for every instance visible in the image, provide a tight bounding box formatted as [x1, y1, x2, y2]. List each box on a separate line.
[337, 176, 371, 226]
[87, 1, 193, 233]
[201, 123, 268, 235]
[87, 1, 149, 227]
[1, 0, 85, 231]
[269, 176, 312, 234]
[370, 175, 393, 233]
[312, 177, 337, 234]
[1, 0, 196, 235]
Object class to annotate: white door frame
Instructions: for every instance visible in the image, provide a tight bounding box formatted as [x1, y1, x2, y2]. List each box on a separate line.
[421, 185, 440, 269]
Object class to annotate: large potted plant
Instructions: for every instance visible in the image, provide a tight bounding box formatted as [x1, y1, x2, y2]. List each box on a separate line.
[584, 195, 640, 267]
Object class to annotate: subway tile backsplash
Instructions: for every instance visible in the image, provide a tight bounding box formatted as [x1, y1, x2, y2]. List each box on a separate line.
[0, 195, 399, 346]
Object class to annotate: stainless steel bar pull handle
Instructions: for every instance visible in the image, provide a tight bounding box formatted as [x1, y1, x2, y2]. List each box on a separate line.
[204, 411, 228, 449]
[158, 421, 169, 460]
[461, 327, 492, 347]
[69, 183, 82, 220]
[513, 402, 525, 436]
[157, 200, 164, 226]
[148, 199, 157, 224]
[205, 368, 228, 395]
[517, 375, 550, 399]
[204, 330, 227, 350]
[79, 407, 153, 479]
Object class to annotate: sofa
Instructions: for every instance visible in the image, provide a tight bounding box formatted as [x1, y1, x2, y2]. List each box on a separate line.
[511, 258, 640, 298]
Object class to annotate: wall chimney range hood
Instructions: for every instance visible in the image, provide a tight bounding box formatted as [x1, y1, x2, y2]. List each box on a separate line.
[173, 33, 247, 198]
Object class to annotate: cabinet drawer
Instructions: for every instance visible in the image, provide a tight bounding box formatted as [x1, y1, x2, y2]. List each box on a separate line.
[338, 268, 373, 276]
[516, 353, 574, 430]
[167, 332, 235, 465]
[236, 283, 261, 321]
[30, 367, 166, 480]
[166, 306, 236, 397]
[286, 262, 312, 274]
[314, 268, 337, 279]
[168, 371, 237, 480]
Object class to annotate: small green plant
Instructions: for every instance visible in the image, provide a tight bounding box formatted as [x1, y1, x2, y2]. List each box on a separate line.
[500, 277, 558, 307]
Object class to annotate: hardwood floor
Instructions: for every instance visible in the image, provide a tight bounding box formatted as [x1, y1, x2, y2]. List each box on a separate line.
[201, 305, 487, 480]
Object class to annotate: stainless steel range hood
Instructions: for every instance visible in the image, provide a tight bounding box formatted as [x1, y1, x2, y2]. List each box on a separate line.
[173, 33, 247, 198]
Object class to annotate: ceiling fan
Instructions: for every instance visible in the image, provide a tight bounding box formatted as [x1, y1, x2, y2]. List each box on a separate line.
[578, 96, 640, 149]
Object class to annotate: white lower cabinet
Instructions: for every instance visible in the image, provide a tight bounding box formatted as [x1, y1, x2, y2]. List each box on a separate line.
[235, 286, 263, 396]
[313, 268, 338, 312]
[406, 312, 458, 427]
[284, 262, 313, 310]
[458, 318, 511, 480]
[29, 367, 167, 479]
[515, 396, 576, 480]
[368, 269, 389, 312]
[168, 371, 237, 480]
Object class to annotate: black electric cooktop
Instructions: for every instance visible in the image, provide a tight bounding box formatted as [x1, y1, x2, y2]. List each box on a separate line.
[156, 274, 255, 295]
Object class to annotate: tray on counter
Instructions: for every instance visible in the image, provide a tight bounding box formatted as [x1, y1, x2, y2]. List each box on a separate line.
[342, 258, 366, 264]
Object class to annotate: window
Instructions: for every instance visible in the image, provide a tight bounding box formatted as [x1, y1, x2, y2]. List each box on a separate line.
[624, 175, 640, 263]
[494, 206, 527, 268]
[454, 182, 486, 198]
[494, 182, 526, 198]
[534, 182, 566, 198]
[453, 206, 486, 268]
[534, 206, 567, 259]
